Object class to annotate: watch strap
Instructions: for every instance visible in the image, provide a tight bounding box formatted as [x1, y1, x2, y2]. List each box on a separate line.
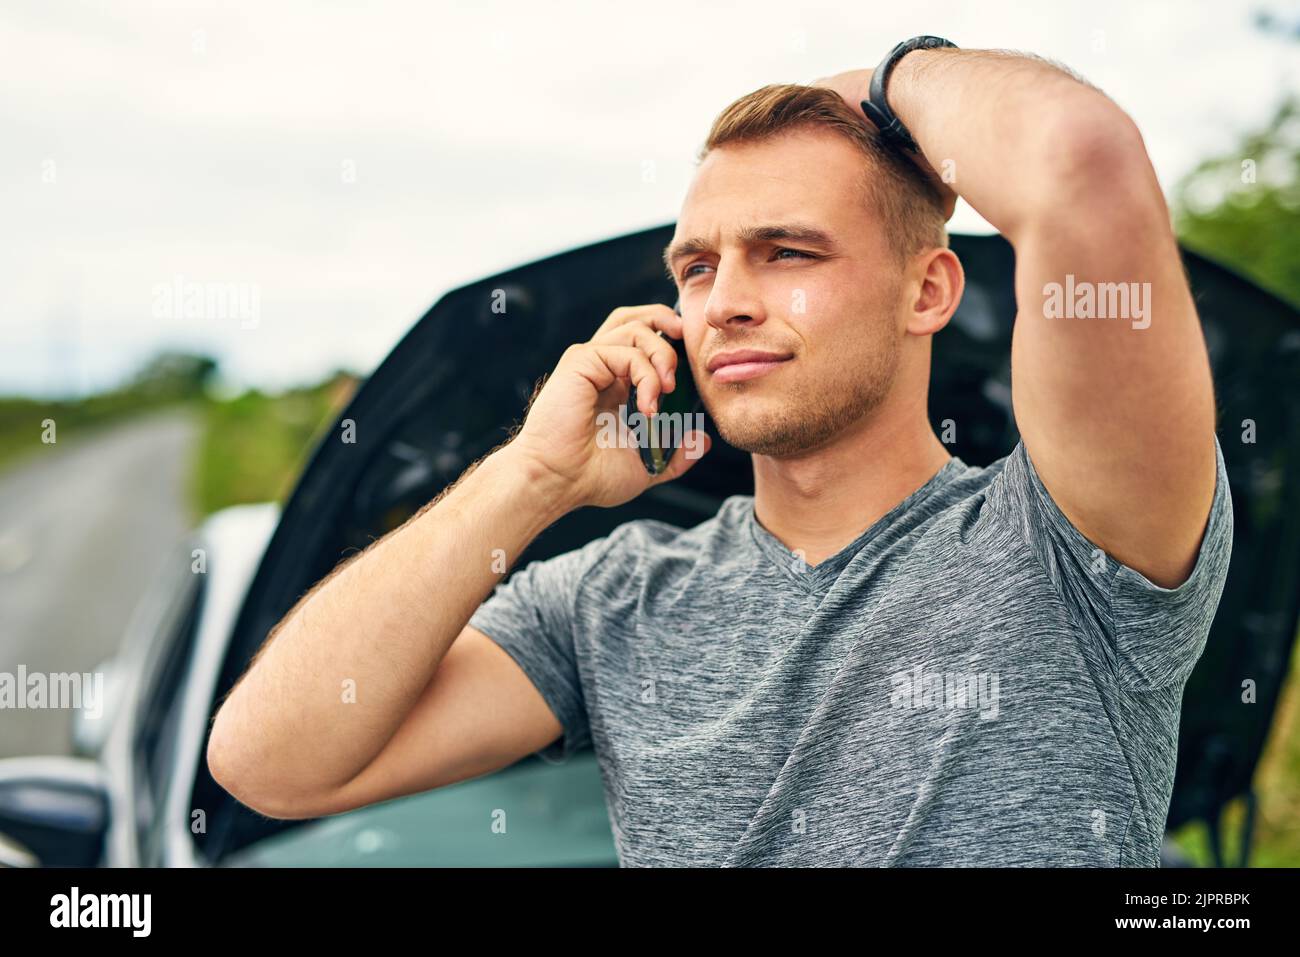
[860, 35, 957, 153]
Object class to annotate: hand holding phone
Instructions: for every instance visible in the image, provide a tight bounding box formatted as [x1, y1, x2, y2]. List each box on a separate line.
[505, 300, 710, 511]
[625, 298, 706, 476]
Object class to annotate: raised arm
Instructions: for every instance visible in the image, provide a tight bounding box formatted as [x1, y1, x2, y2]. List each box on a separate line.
[824, 48, 1218, 588]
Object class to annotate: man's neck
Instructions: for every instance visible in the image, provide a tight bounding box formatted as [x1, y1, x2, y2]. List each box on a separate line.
[750, 410, 953, 568]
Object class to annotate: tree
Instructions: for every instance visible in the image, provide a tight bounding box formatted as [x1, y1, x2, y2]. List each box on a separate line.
[1173, 93, 1300, 309]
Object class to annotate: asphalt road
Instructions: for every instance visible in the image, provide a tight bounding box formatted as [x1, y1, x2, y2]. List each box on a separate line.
[0, 409, 199, 759]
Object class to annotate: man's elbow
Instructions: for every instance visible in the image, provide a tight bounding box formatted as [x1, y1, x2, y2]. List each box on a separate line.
[1058, 95, 1159, 192]
[205, 722, 320, 822]
[1002, 98, 1166, 251]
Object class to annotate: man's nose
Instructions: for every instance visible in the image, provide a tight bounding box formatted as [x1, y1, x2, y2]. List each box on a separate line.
[702, 270, 767, 331]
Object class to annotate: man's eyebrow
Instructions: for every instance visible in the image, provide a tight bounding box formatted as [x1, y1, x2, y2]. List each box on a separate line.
[662, 223, 838, 280]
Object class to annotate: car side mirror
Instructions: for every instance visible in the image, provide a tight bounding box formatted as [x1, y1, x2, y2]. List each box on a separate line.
[0, 756, 109, 867]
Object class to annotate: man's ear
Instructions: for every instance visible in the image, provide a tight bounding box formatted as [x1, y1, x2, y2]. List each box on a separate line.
[905, 247, 964, 337]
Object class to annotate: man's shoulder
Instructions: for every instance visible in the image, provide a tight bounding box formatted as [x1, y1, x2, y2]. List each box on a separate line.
[602, 494, 751, 553]
[907, 449, 1018, 520]
[562, 497, 750, 613]
[864, 447, 1032, 553]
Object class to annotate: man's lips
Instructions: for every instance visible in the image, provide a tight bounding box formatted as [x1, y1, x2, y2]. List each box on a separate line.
[706, 349, 793, 383]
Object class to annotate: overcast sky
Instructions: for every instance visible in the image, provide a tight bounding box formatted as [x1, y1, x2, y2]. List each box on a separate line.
[3, 0, 1296, 397]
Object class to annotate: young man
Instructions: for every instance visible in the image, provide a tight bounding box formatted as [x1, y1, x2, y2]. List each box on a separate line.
[208, 40, 1232, 866]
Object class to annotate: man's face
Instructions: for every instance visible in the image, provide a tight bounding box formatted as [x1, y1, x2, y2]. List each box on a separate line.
[666, 129, 908, 459]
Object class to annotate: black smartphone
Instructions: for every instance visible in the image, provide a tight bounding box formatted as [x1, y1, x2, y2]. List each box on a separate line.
[624, 298, 704, 475]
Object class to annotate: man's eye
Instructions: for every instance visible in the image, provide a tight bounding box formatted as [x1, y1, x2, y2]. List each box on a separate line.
[682, 248, 815, 281]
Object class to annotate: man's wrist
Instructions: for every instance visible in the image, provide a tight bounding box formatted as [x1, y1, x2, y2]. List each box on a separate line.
[487, 443, 583, 525]
[882, 47, 951, 143]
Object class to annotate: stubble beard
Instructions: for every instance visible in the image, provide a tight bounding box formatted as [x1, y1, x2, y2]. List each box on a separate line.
[706, 332, 901, 459]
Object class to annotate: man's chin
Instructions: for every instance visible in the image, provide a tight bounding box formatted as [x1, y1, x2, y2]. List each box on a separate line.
[709, 393, 889, 459]
[712, 417, 833, 459]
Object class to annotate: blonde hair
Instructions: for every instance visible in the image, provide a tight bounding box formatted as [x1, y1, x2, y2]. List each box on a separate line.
[699, 83, 948, 264]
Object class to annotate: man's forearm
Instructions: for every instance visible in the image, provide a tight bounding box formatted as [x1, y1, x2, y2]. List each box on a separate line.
[207, 443, 577, 808]
[887, 48, 1154, 239]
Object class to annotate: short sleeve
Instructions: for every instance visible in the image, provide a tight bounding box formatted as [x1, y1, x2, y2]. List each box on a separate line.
[984, 435, 1233, 691]
[468, 534, 612, 763]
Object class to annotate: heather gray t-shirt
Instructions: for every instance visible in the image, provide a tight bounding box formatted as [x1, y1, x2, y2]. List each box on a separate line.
[468, 437, 1233, 867]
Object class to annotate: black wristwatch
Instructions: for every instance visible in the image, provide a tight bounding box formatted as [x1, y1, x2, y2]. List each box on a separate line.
[860, 35, 958, 153]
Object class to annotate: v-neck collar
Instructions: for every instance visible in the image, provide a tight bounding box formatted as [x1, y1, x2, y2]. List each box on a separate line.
[744, 456, 967, 593]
